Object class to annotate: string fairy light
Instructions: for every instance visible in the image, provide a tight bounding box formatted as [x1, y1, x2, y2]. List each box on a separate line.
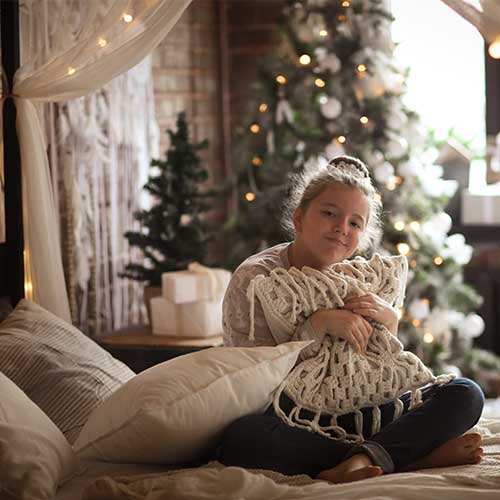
[67, 66, 76, 75]
[299, 54, 311, 65]
[319, 29, 328, 37]
[394, 221, 405, 231]
[252, 157, 263, 167]
[357, 64, 367, 73]
[276, 75, 287, 84]
[360, 116, 369, 124]
[409, 221, 420, 231]
[397, 243, 410, 256]
[123, 13, 133, 23]
[342, 0, 350, 6]
[423, 331, 434, 343]
[386, 180, 397, 191]
[412, 319, 421, 327]
[488, 39, 500, 59]
[434, 256, 443, 265]
[259, 103, 268, 112]
[337, 135, 346, 144]
[250, 124, 260, 134]
[337, 14, 346, 21]
[23, 250, 33, 299]
[410, 259, 417, 268]
[98, 38, 107, 48]
[314, 78, 326, 88]
[245, 192, 256, 202]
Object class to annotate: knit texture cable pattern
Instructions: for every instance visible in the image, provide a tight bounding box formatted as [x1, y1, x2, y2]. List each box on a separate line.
[247, 254, 452, 442]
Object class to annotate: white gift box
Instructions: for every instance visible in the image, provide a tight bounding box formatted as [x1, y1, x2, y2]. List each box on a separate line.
[151, 296, 223, 338]
[162, 262, 231, 304]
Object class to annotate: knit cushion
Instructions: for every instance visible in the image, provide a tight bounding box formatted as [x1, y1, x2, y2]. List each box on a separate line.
[249, 254, 444, 442]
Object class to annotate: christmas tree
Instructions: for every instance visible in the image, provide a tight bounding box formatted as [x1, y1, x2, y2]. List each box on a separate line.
[225, 0, 493, 380]
[122, 112, 215, 287]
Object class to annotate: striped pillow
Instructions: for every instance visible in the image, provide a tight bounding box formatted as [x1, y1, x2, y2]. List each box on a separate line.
[0, 299, 135, 444]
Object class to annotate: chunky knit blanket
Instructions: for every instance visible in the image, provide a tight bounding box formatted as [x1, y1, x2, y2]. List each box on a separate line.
[247, 254, 452, 442]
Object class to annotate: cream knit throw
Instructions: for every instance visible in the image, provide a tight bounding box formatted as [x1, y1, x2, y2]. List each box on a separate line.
[247, 254, 453, 442]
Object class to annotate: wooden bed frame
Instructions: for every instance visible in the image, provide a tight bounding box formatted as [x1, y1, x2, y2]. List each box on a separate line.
[1, 0, 24, 305]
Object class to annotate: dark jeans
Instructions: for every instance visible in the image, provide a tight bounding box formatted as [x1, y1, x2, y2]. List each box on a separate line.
[217, 377, 484, 477]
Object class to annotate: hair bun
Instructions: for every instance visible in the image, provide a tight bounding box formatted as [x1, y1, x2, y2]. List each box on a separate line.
[327, 155, 370, 179]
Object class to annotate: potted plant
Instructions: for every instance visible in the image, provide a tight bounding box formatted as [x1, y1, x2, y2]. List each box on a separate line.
[121, 112, 216, 323]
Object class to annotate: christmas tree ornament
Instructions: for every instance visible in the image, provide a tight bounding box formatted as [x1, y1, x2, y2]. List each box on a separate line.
[424, 308, 453, 347]
[443, 233, 473, 265]
[409, 299, 430, 321]
[386, 136, 408, 159]
[315, 48, 342, 74]
[386, 106, 407, 130]
[320, 97, 342, 119]
[276, 97, 294, 124]
[457, 313, 485, 340]
[397, 159, 421, 177]
[373, 161, 394, 184]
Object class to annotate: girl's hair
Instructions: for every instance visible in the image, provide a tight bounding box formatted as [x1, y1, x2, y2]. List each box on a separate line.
[282, 155, 382, 253]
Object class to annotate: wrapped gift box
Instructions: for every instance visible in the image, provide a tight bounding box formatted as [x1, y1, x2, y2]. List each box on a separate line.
[150, 296, 223, 338]
[162, 263, 231, 304]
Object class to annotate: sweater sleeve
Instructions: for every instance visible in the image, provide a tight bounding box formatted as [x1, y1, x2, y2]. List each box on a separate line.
[222, 261, 322, 358]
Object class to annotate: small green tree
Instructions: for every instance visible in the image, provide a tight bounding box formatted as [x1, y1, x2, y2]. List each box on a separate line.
[121, 112, 215, 287]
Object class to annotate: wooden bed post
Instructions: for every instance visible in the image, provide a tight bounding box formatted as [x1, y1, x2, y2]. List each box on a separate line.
[1, 0, 25, 306]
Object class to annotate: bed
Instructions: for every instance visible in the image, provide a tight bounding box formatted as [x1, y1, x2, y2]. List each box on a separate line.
[1, 296, 500, 500]
[56, 418, 500, 500]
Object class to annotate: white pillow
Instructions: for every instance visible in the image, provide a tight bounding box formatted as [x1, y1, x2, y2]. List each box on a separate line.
[74, 341, 309, 464]
[0, 372, 78, 500]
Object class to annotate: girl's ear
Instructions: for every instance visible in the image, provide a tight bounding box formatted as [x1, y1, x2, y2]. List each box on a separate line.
[293, 207, 303, 234]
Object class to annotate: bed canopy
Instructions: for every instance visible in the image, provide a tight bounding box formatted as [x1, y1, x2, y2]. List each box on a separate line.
[0, 0, 498, 324]
[1, 0, 191, 323]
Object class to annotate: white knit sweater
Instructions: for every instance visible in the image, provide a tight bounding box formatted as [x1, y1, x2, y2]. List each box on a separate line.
[248, 254, 452, 442]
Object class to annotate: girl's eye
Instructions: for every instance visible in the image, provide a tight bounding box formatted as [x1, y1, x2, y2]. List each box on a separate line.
[351, 221, 362, 229]
[323, 210, 337, 217]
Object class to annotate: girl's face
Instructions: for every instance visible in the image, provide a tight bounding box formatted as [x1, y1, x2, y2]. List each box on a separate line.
[293, 183, 369, 268]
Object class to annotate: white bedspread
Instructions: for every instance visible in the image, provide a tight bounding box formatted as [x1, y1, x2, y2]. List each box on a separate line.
[74, 418, 500, 500]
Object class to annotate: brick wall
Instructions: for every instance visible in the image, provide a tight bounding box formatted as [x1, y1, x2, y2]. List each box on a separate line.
[152, 0, 222, 180]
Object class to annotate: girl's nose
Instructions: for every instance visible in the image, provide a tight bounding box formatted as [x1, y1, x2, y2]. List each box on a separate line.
[334, 217, 348, 235]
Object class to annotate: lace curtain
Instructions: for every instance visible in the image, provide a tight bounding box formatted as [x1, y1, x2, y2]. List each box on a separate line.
[55, 58, 159, 335]
[4, 0, 191, 323]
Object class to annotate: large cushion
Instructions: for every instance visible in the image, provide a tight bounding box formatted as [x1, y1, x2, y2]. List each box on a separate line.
[0, 372, 78, 500]
[0, 299, 135, 444]
[74, 341, 309, 464]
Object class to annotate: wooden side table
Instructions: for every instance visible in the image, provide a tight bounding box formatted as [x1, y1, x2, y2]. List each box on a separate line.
[97, 325, 223, 373]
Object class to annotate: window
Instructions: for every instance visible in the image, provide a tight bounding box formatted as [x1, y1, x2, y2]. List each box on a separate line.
[391, 0, 486, 161]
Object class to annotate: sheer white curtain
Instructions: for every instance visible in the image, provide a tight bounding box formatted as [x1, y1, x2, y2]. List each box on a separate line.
[441, 0, 500, 42]
[11, 0, 191, 321]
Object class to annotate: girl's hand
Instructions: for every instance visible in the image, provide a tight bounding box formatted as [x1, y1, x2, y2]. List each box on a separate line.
[309, 309, 373, 355]
[342, 293, 399, 335]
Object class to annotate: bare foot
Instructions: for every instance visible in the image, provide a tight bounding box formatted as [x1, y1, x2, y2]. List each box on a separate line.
[401, 432, 483, 471]
[317, 453, 383, 484]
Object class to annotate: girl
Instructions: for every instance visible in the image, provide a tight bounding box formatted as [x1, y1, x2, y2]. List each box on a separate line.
[219, 156, 484, 483]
